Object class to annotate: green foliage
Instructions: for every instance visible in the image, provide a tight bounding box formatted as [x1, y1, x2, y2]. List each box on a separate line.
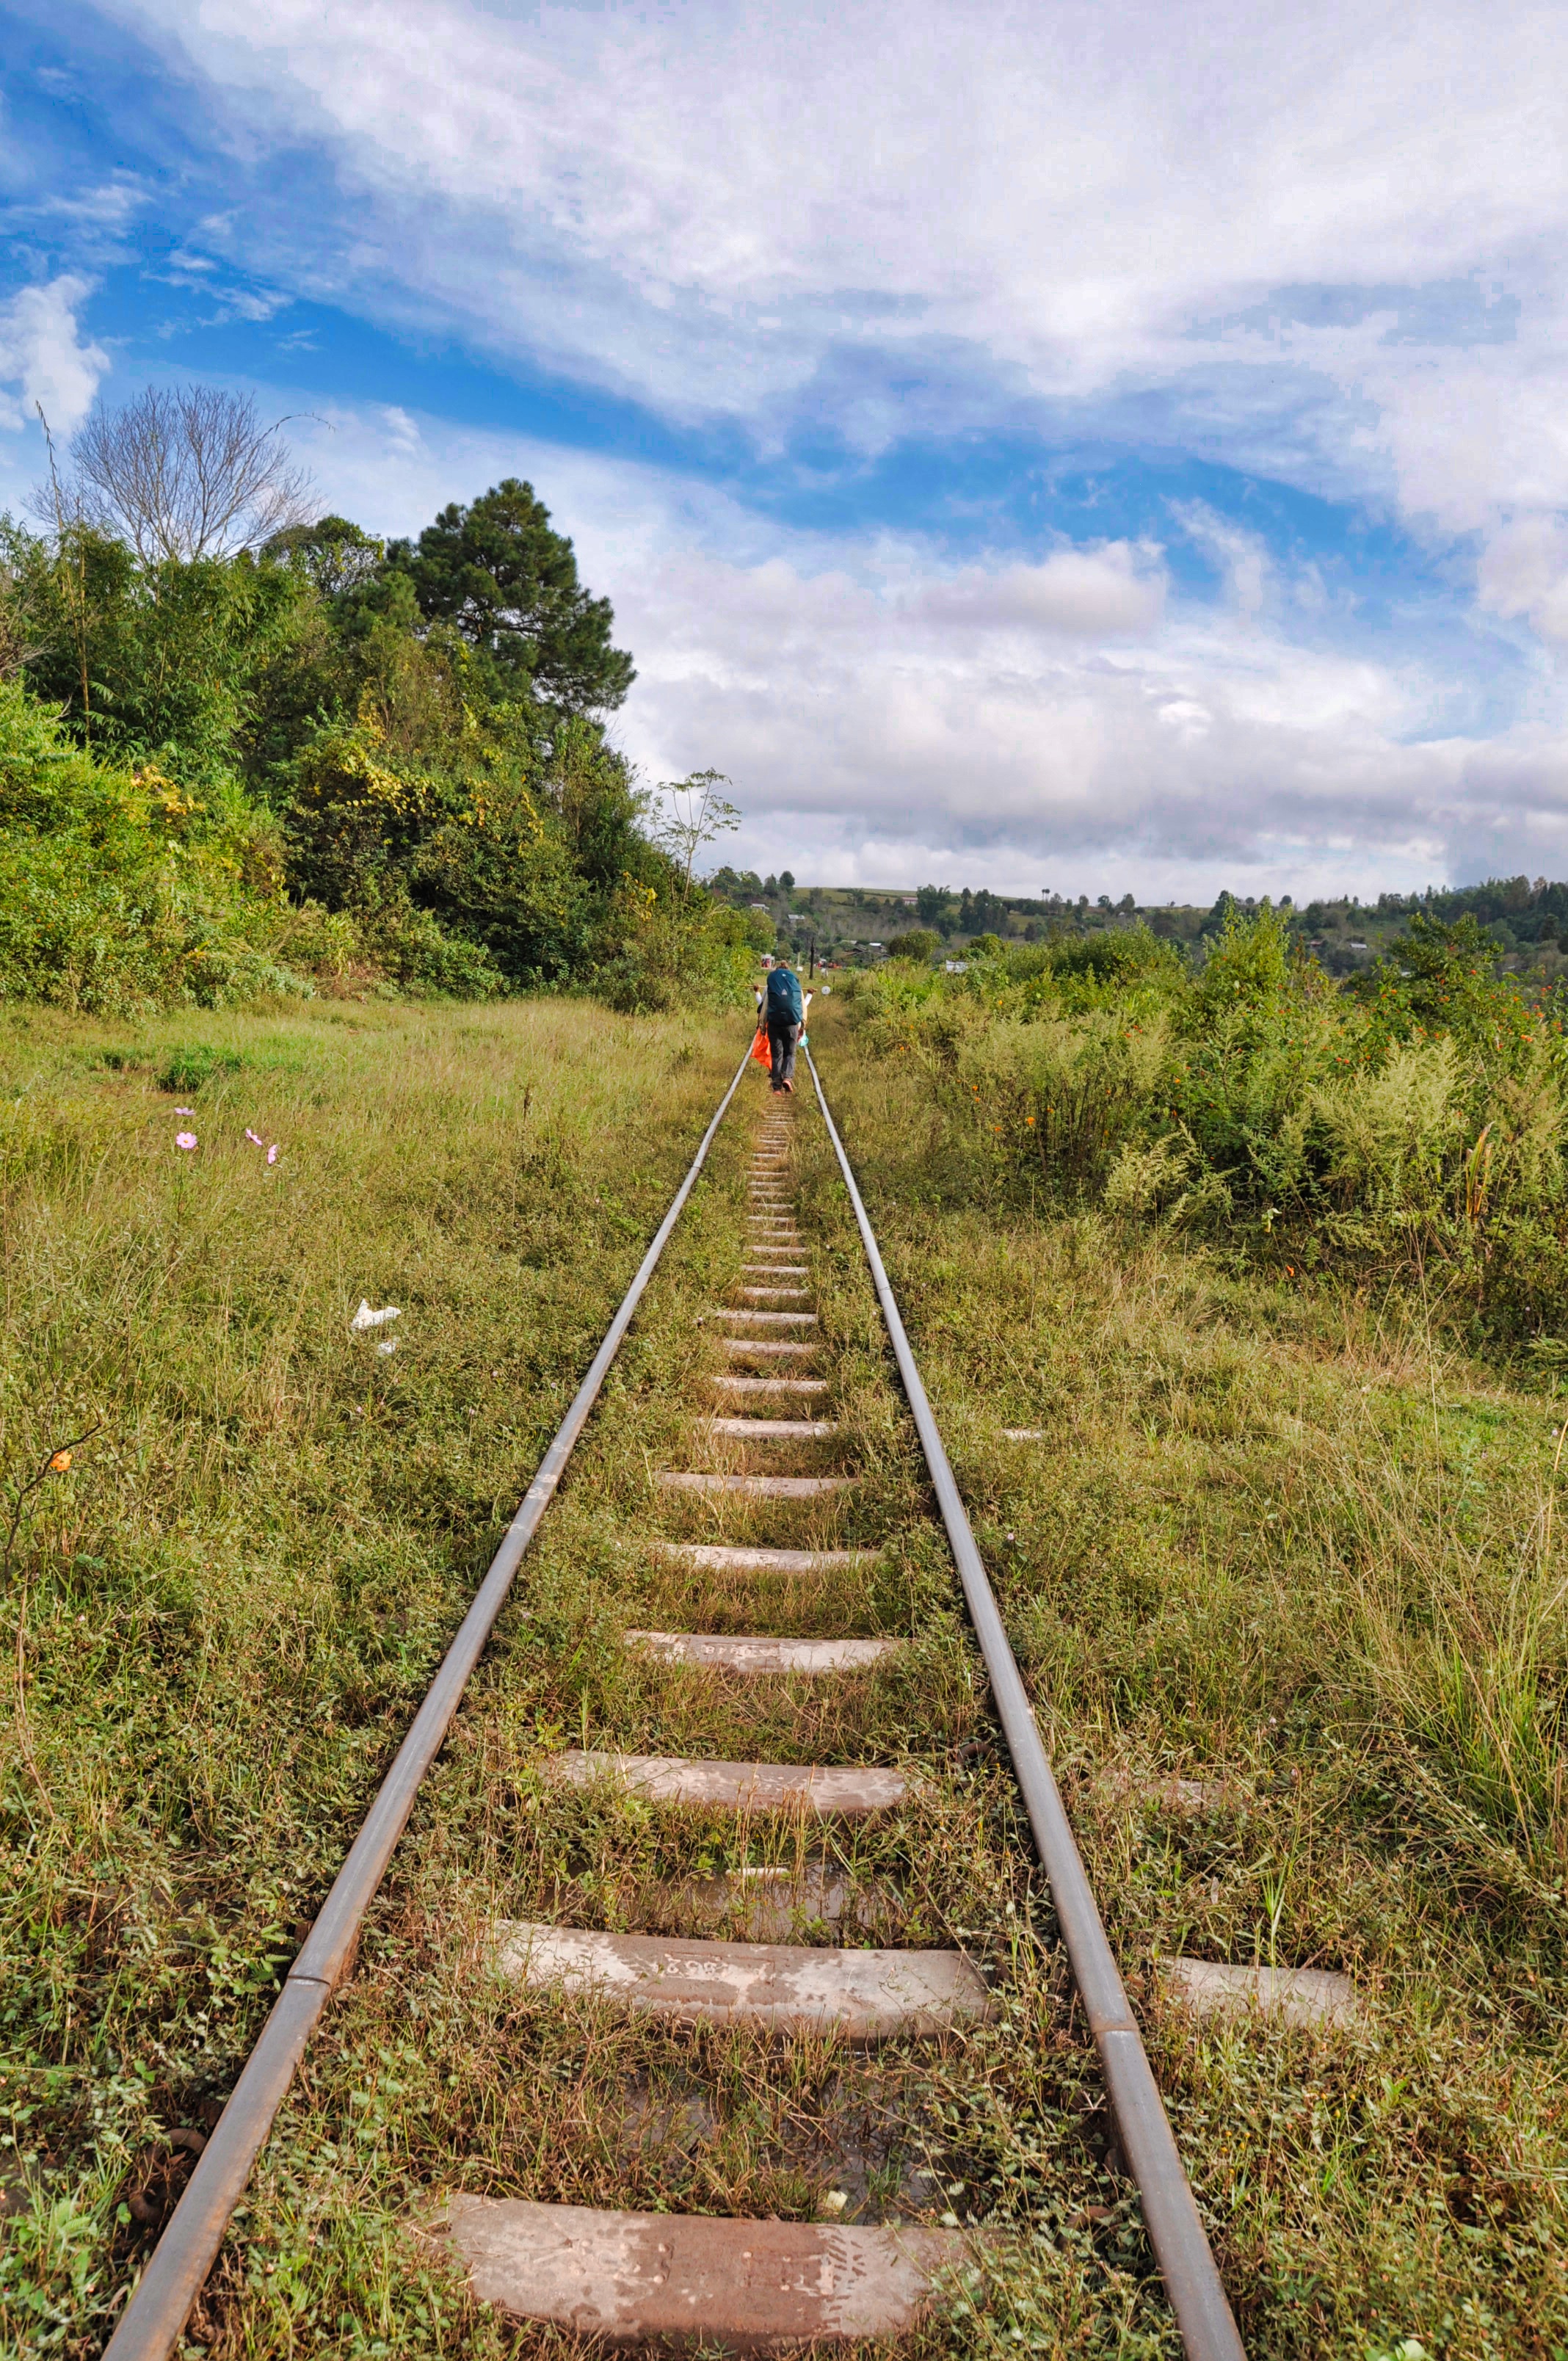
[884, 927, 940, 962]
[3, 520, 306, 788]
[0, 677, 297, 1015]
[846, 904, 1568, 1346]
[592, 888, 764, 1014]
[386, 477, 635, 711]
[0, 463, 730, 1012]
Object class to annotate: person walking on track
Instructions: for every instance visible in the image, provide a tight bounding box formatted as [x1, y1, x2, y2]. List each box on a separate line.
[757, 959, 810, 1093]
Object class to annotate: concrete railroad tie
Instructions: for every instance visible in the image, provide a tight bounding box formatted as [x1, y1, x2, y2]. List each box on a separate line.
[496, 1922, 987, 2037]
[623, 1631, 900, 1672]
[713, 1309, 817, 1326]
[722, 1340, 818, 1357]
[658, 1542, 869, 1571]
[550, 1751, 916, 1815]
[656, 1473, 854, 1497]
[438, 2199, 968, 2345]
[1161, 1958, 1361, 2027]
[708, 1416, 838, 1437]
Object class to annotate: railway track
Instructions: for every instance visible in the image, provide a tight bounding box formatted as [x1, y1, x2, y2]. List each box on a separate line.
[107, 1042, 1244, 2360]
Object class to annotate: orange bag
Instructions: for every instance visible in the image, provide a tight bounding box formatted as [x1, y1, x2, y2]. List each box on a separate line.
[750, 1026, 771, 1067]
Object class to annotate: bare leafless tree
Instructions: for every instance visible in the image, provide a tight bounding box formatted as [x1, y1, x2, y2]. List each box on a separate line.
[62, 385, 316, 564]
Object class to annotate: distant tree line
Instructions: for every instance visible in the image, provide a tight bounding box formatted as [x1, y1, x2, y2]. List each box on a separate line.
[708, 870, 1568, 978]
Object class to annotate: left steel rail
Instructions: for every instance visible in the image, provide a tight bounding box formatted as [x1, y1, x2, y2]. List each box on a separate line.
[104, 1042, 755, 2361]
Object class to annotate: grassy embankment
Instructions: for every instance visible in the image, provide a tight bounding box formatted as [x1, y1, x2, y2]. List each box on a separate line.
[4, 994, 1566, 2358]
[821, 1007, 1568, 2357]
[0, 995, 747, 2353]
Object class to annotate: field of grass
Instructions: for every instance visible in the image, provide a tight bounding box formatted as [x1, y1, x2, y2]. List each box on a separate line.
[3, 995, 1565, 2360]
[823, 1013, 1568, 2357]
[0, 995, 751, 2353]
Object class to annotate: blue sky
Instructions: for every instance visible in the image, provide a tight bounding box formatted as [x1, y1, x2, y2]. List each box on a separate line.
[2, 0, 1566, 898]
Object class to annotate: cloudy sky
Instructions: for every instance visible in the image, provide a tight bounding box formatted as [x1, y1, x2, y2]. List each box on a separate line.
[2, 0, 1565, 897]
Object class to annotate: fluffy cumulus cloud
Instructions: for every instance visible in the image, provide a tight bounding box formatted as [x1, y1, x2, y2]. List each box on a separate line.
[616, 537, 1568, 896]
[0, 275, 108, 435]
[25, 0, 1568, 885]
[1478, 518, 1568, 651]
[291, 402, 1568, 901]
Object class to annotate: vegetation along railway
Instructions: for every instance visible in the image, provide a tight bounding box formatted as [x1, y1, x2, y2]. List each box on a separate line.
[103, 1032, 1365, 2361]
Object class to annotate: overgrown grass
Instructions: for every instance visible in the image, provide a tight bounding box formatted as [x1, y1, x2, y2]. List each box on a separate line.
[847, 910, 1568, 1352]
[0, 996, 754, 2352]
[818, 1005, 1568, 2357]
[4, 995, 1566, 2361]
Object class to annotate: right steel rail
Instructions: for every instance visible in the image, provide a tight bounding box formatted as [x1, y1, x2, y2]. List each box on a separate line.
[806, 1042, 1246, 2361]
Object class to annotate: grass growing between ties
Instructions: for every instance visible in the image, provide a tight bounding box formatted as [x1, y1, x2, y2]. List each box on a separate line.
[175, 1037, 1136, 2361]
[9, 983, 1568, 2361]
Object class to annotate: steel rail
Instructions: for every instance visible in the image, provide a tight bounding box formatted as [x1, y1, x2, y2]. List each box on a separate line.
[106, 1042, 756, 2361]
[805, 1042, 1247, 2361]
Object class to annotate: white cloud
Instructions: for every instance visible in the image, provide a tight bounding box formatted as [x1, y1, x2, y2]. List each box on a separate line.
[0, 276, 109, 435]
[914, 546, 1166, 637]
[292, 401, 1568, 900]
[1171, 504, 1271, 620]
[1477, 517, 1568, 650]
[106, 0, 1568, 544]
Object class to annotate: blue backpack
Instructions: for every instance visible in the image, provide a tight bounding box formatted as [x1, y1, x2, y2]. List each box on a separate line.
[765, 967, 803, 1023]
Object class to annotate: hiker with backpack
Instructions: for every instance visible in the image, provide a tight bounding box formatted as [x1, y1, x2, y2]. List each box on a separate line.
[755, 960, 810, 1093]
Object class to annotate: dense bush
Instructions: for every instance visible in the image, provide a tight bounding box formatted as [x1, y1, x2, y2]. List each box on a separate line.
[884, 927, 940, 962]
[0, 478, 741, 1012]
[846, 908, 1568, 1346]
[0, 678, 296, 1012]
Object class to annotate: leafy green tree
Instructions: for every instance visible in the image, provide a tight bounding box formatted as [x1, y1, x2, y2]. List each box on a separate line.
[264, 515, 384, 600]
[0, 422, 744, 1009]
[3, 519, 307, 789]
[388, 480, 634, 712]
[1362, 911, 1528, 1048]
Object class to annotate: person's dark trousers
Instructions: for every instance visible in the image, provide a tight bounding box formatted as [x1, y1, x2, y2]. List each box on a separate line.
[768, 1020, 801, 1089]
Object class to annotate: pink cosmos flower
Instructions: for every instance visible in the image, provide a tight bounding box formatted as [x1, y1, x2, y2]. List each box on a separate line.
[175, 1133, 197, 1150]
[266, 1144, 279, 1165]
[175, 1107, 195, 1117]
[245, 1129, 264, 1147]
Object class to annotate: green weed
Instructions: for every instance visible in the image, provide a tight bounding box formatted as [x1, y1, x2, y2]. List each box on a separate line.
[4, 995, 1566, 2360]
